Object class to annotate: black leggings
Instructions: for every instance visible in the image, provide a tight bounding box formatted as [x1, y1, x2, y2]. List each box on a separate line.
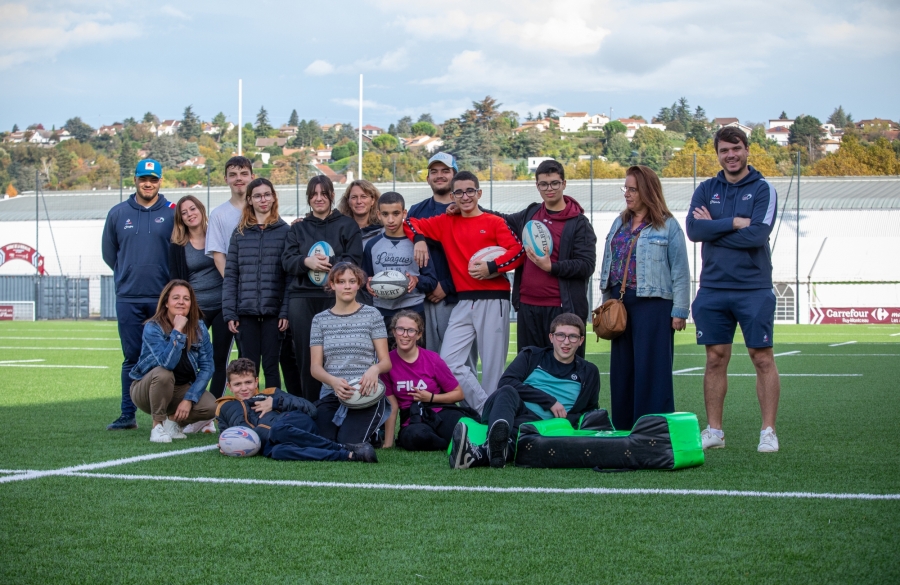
[397, 407, 466, 451]
[235, 315, 282, 390]
[200, 306, 233, 398]
[315, 393, 386, 445]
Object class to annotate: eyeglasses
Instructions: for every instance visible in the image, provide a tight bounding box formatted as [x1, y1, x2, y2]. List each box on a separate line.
[537, 180, 563, 191]
[620, 186, 638, 195]
[393, 327, 419, 337]
[251, 193, 274, 201]
[452, 188, 479, 198]
[552, 333, 583, 343]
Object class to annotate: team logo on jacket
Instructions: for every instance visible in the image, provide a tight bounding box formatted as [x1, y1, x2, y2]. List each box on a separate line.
[571, 374, 578, 380]
[742, 194, 753, 201]
[155, 217, 165, 223]
[696, 330, 703, 338]
[480, 230, 486, 234]
[710, 193, 721, 204]
[124, 219, 133, 229]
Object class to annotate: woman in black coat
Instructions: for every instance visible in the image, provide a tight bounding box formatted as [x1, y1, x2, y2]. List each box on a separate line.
[168, 195, 231, 403]
[222, 178, 291, 390]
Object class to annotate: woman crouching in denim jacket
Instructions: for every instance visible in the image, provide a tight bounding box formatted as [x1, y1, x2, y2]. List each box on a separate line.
[599, 165, 691, 431]
[129, 279, 217, 443]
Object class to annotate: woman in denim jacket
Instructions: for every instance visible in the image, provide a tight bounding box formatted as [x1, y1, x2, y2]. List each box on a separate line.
[599, 165, 691, 431]
[129, 279, 217, 443]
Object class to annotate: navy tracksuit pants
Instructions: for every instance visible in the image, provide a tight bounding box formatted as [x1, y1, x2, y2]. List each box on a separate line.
[609, 288, 675, 431]
[262, 412, 351, 462]
[116, 300, 158, 419]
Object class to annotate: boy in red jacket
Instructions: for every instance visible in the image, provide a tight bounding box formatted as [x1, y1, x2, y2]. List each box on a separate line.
[404, 171, 524, 413]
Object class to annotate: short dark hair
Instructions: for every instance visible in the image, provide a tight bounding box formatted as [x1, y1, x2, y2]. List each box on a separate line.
[550, 312, 585, 338]
[378, 191, 405, 209]
[226, 358, 257, 383]
[306, 175, 335, 205]
[451, 170, 480, 191]
[224, 156, 253, 176]
[714, 127, 748, 151]
[535, 159, 565, 181]
[325, 262, 367, 292]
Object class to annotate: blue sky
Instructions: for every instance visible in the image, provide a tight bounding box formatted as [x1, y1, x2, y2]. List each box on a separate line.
[2, 0, 898, 131]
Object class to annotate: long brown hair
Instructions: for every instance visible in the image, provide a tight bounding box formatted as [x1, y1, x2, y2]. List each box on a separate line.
[621, 165, 672, 229]
[237, 177, 280, 234]
[171, 195, 208, 245]
[148, 279, 202, 346]
[338, 179, 381, 226]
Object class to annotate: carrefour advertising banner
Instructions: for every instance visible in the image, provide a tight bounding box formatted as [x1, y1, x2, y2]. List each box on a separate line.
[810, 307, 900, 324]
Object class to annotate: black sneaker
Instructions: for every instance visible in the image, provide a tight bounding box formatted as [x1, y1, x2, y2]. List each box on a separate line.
[107, 415, 137, 430]
[345, 443, 378, 463]
[449, 422, 486, 469]
[487, 419, 510, 468]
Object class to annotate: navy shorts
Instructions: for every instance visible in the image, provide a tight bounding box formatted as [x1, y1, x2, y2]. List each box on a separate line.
[691, 287, 775, 348]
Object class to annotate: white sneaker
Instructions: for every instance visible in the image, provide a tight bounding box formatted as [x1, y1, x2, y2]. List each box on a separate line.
[150, 423, 172, 443]
[700, 426, 725, 449]
[758, 427, 779, 452]
[163, 419, 187, 439]
[182, 419, 215, 434]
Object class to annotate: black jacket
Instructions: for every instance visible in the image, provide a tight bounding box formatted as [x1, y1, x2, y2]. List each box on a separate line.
[222, 218, 290, 322]
[282, 209, 364, 298]
[216, 387, 317, 443]
[499, 200, 597, 321]
[168, 242, 189, 282]
[498, 346, 600, 428]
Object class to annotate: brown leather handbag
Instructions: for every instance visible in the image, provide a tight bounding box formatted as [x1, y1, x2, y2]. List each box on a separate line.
[592, 235, 640, 340]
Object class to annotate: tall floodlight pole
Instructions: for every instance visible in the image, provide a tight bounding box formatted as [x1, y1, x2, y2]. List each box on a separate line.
[796, 152, 801, 324]
[358, 74, 363, 180]
[238, 79, 243, 156]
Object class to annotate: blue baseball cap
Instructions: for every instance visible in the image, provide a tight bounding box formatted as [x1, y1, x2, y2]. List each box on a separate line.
[135, 159, 162, 178]
[427, 152, 458, 172]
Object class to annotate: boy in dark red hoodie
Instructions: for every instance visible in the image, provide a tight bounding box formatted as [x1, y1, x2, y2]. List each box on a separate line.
[404, 171, 524, 413]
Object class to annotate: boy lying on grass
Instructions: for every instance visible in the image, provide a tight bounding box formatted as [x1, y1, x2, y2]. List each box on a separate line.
[216, 358, 377, 462]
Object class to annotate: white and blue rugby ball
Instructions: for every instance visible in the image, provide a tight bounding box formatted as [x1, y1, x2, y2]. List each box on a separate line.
[218, 426, 261, 457]
[340, 377, 386, 410]
[308, 241, 335, 286]
[523, 220, 553, 258]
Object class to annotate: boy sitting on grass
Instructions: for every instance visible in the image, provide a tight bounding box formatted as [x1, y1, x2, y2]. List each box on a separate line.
[216, 358, 377, 462]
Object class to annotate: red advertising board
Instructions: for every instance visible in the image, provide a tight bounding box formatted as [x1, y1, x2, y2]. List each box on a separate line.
[0, 243, 46, 274]
[0, 305, 14, 320]
[810, 307, 900, 324]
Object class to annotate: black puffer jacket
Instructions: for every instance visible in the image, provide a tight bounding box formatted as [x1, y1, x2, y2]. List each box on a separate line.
[222, 218, 290, 322]
[282, 209, 364, 298]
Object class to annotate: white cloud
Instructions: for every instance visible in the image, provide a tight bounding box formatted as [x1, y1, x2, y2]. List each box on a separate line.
[0, 4, 140, 70]
[304, 59, 335, 75]
[160, 5, 190, 20]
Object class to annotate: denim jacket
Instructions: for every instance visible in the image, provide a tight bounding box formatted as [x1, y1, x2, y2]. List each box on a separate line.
[599, 216, 691, 319]
[129, 320, 214, 403]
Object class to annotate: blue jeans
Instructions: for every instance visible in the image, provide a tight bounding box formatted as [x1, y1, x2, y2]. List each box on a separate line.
[263, 412, 350, 461]
[116, 300, 158, 418]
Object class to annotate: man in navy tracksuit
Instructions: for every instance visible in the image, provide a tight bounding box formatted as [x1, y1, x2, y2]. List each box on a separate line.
[686, 127, 782, 453]
[101, 159, 175, 430]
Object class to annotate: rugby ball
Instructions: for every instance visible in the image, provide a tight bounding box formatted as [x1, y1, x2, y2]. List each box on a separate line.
[308, 241, 335, 286]
[340, 377, 386, 410]
[218, 426, 261, 457]
[371, 270, 409, 300]
[468, 246, 506, 279]
[523, 220, 553, 258]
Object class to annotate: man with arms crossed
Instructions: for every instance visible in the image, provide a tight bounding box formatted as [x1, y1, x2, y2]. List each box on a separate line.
[102, 159, 174, 430]
[686, 126, 781, 453]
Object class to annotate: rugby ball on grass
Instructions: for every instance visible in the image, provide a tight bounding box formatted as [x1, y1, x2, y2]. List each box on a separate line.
[307, 241, 335, 286]
[371, 270, 409, 300]
[468, 246, 506, 279]
[340, 377, 386, 410]
[523, 220, 553, 258]
[219, 426, 261, 457]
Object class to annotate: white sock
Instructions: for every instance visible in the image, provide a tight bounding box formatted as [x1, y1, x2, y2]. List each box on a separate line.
[707, 426, 724, 438]
[761, 427, 775, 436]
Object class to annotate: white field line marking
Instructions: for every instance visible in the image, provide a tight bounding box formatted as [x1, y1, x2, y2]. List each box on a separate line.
[774, 351, 801, 357]
[61, 472, 900, 501]
[0, 469, 35, 474]
[676, 373, 862, 377]
[0, 444, 218, 484]
[0, 346, 120, 351]
[0, 364, 108, 369]
[672, 367, 704, 374]
[891, 332, 900, 337]
[0, 336, 119, 341]
[0, 359, 44, 364]
[829, 341, 858, 347]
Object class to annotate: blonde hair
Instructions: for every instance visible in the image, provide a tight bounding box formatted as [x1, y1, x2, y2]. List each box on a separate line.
[338, 180, 381, 226]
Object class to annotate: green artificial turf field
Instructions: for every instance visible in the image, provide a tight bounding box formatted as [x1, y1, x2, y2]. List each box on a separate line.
[1, 321, 898, 584]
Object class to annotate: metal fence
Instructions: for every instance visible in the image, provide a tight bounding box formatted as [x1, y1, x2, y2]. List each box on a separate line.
[0, 275, 89, 319]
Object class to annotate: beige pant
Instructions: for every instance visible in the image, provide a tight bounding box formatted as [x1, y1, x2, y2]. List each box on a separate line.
[130, 366, 217, 424]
